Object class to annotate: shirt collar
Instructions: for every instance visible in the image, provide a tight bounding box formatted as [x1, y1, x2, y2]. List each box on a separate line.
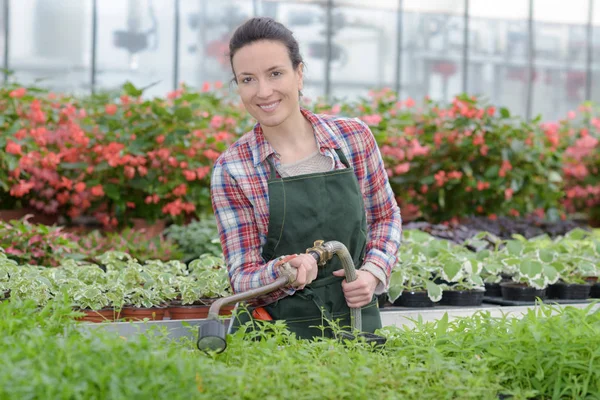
[250, 108, 342, 166]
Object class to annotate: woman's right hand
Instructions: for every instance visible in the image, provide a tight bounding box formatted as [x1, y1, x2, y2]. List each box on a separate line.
[287, 254, 319, 290]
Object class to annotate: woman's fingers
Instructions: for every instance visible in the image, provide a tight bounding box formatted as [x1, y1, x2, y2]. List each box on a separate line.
[287, 254, 319, 289]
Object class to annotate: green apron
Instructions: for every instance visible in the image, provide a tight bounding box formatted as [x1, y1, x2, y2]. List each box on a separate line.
[232, 148, 381, 339]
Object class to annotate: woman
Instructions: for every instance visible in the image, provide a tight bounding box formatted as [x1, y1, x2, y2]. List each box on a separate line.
[210, 17, 401, 339]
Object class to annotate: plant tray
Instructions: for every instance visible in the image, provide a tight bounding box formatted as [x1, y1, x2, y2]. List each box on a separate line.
[483, 296, 591, 307]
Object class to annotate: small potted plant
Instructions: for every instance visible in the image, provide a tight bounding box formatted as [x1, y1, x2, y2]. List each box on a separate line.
[436, 256, 486, 307]
[500, 257, 559, 302]
[550, 258, 597, 300]
[168, 254, 233, 319]
[67, 281, 120, 323]
[388, 230, 446, 307]
[387, 263, 442, 308]
[116, 257, 176, 321]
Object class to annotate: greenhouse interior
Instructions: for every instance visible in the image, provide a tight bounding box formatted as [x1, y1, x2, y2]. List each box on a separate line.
[1, 1, 600, 399]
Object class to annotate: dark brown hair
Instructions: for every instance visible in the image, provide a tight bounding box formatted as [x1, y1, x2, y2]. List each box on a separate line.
[228, 17, 304, 83]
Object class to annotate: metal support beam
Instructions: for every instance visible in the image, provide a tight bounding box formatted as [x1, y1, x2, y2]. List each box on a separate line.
[394, 0, 403, 96]
[3, 0, 9, 83]
[324, 0, 333, 101]
[585, 0, 594, 101]
[525, 0, 534, 121]
[173, 0, 180, 90]
[90, 0, 98, 94]
[462, 0, 469, 93]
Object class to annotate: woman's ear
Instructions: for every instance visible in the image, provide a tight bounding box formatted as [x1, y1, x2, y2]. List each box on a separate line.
[296, 62, 304, 91]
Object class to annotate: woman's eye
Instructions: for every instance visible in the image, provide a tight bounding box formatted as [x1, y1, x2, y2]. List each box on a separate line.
[271, 71, 282, 77]
[242, 77, 253, 83]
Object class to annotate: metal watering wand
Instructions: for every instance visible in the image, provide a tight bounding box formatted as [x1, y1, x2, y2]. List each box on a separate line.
[196, 240, 386, 353]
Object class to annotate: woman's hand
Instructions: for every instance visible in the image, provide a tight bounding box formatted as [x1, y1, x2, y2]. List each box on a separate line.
[287, 254, 319, 290]
[332, 269, 378, 308]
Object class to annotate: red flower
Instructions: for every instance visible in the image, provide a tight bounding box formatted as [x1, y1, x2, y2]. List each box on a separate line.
[74, 182, 86, 193]
[6, 140, 22, 155]
[183, 170, 197, 181]
[9, 87, 27, 98]
[124, 166, 136, 179]
[105, 104, 118, 115]
[91, 185, 104, 197]
[9, 180, 35, 197]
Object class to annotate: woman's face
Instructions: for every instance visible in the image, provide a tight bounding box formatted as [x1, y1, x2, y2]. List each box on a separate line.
[232, 40, 303, 129]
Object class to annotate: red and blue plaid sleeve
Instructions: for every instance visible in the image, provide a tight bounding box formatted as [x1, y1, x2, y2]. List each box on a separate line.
[210, 147, 294, 307]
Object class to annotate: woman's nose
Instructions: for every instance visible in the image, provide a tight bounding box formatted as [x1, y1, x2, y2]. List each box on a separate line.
[256, 80, 274, 98]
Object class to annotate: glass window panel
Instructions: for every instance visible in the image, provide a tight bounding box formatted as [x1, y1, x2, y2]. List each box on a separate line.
[96, 0, 174, 98]
[8, 0, 92, 94]
[0, 0, 5, 74]
[592, 3, 600, 104]
[468, 0, 529, 117]
[268, 1, 327, 101]
[401, 0, 465, 104]
[179, 0, 255, 93]
[328, 1, 398, 102]
[532, 0, 589, 121]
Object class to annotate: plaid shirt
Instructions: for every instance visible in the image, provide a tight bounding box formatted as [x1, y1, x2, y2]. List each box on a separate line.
[211, 108, 402, 307]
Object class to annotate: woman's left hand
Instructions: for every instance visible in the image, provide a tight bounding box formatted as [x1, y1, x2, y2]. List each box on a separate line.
[332, 269, 378, 308]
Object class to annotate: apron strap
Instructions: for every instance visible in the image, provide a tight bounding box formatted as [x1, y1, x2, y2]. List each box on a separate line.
[266, 156, 278, 180]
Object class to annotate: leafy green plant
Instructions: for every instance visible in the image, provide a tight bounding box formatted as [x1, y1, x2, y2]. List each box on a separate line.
[77, 228, 184, 262]
[187, 254, 231, 299]
[2, 295, 599, 399]
[0, 216, 84, 267]
[164, 215, 222, 261]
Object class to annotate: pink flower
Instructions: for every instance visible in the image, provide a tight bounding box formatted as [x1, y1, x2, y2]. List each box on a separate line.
[105, 104, 117, 115]
[504, 188, 514, 200]
[9, 87, 27, 98]
[393, 162, 410, 175]
[361, 114, 382, 126]
[91, 185, 104, 197]
[6, 140, 22, 155]
[183, 170, 197, 181]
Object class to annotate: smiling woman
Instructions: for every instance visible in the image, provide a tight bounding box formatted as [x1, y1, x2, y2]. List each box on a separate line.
[210, 17, 402, 340]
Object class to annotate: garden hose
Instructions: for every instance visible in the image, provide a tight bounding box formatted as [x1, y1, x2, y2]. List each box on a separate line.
[197, 240, 362, 353]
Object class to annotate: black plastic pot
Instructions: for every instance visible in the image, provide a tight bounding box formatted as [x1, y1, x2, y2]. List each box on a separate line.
[554, 282, 592, 300]
[377, 293, 389, 308]
[591, 283, 600, 298]
[440, 290, 485, 306]
[546, 284, 559, 299]
[484, 282, 502, 298]
[393, 291, 434, 308]
[500, 283, 546, 302]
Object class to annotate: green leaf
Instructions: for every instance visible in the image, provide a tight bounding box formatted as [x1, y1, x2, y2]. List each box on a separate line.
[506, 240, 523, 256]
[436, 312, 448, 337]
[174, 107, 193, 122]
[387, 269, 405, 303]
[500, 107, 510, 118]
[519, 260, 543, 278]
[538, 249, 555, 263]
[123, 81, 143, 97]
[426, 280, 442, 302]
[104, 184, 121, 201]
[543, 265, 559, 284]
[442, 261, 462, 282]
[548, 171, 562, 183]
[61, 162, 89, 170]
[484, 165, 499, 179]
